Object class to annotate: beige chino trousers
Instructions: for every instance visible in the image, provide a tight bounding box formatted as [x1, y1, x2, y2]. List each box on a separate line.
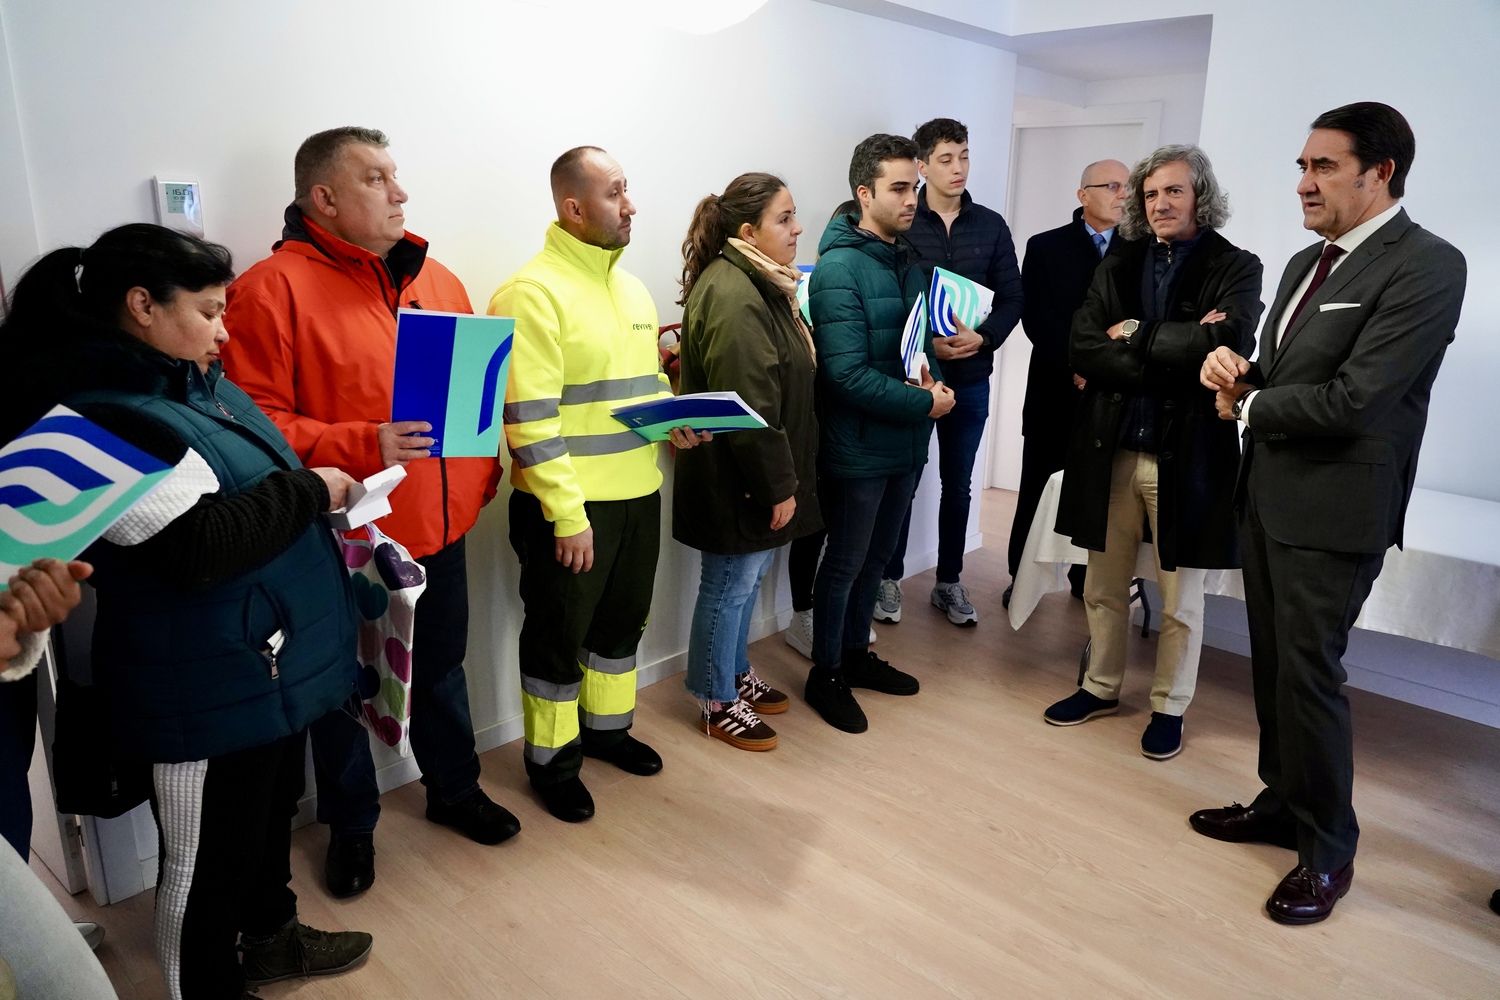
[1080, 451, 1205, 715]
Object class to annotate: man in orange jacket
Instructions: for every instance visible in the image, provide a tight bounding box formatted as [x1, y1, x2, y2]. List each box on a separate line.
[223, 127, 516, 899]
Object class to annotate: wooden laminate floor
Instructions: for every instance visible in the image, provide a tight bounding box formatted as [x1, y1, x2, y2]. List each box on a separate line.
[39, 489, 1500, 999]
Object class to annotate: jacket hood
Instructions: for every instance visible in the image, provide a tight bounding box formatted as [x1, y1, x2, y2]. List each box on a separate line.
[1, 328, 201, 441]
[276, 204, 430, 289]
[816, 211, 910, 263]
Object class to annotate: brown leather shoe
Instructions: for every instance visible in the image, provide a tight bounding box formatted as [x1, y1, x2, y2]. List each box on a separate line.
[1188, 801, 1297, 849]
[1266, 862, 1353, 925]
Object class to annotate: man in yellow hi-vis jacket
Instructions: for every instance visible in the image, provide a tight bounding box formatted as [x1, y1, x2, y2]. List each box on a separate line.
[490, 146, 707, 822]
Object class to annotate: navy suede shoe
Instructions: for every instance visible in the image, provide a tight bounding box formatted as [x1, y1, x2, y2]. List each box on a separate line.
[1141, 712, 1184, 760]
[1042, 689, 1119, 726]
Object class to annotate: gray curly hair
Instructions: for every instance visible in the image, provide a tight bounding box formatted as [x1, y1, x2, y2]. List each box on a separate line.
[1118, 144, 1230, 241]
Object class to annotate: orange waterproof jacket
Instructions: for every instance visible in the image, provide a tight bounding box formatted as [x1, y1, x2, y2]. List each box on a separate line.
[222, 206, 501, 559]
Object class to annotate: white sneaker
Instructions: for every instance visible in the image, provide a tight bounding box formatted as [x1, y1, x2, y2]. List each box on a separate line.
[874, 579, 902, 623]
[75, 921, 105, 951]
[784, 609, 814, 659]
[931, 581, 978, 626]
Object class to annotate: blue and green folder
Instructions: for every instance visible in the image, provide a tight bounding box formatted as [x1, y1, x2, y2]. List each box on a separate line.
[929, 266, 994, 337]
[0, 406, 175, 589]
[612, 392, 768, 442]
[391, 309, 514, 459]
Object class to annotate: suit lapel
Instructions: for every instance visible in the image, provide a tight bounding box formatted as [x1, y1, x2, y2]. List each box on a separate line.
[1268, 210, 1412, 376]
[1260, 243, 1320, 373]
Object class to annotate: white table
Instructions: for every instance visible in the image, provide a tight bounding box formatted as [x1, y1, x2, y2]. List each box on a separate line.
[1007, 470, 1500, 664]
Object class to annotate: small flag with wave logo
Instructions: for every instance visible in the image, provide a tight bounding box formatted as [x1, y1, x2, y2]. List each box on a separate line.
[391, 309, 514, 459]
[928, 266, 995, 338]
[0, 406, 174, 588]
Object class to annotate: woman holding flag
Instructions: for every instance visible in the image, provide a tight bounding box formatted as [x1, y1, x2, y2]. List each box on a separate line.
[0, 223, 372, 999]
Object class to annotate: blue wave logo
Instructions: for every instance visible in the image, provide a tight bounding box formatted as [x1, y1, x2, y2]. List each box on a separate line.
[0, 407, 172, 586]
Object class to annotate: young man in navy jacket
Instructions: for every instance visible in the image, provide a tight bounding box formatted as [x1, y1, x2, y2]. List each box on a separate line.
[875, 118, 1023, 628]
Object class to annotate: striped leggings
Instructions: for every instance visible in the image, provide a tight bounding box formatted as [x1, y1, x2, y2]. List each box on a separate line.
[152, 729, 304, 1000]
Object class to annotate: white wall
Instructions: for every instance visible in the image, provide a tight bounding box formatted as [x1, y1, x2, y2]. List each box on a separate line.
[0, 0, 1016, 793]
[1007, 0, 1500, 501]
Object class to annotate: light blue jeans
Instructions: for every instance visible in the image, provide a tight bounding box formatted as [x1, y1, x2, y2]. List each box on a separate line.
[685, 549, 777, 704]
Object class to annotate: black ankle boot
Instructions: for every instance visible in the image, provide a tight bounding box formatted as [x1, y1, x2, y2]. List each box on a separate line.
[532, 776, 595, 823]
[804, 667, 868, 733]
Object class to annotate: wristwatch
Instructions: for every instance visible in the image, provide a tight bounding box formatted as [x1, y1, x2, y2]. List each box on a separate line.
[1119, 318, 1140, 342]
[1231, 392, 1249, 420]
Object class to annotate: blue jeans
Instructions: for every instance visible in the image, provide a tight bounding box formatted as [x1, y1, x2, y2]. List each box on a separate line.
[310, 536, 481, 835]
[812, 471, 919, 671]
[685, 549, 777, 704]
[886, 377, 990, 583]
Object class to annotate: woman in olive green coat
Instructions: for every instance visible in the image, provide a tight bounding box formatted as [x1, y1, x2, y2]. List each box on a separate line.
[674, 172, 822, 752]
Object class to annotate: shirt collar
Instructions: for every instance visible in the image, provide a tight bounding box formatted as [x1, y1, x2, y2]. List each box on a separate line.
[1328, 201, 1402, 256]
[1082, 221, 1115, 246]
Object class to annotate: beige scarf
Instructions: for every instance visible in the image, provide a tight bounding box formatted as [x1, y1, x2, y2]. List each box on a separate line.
[727, 237, 815, 361]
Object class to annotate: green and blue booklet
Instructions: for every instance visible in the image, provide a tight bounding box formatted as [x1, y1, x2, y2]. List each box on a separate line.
[612, 392, 768, 441]
[929, 266, 994, 337]
[391, 309, 514, 458]
[0, 406, 174, 588]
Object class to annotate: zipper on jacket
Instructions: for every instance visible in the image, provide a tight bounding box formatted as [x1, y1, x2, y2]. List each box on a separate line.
[440, 456, 451, 547]
[260, 628, 285, 679]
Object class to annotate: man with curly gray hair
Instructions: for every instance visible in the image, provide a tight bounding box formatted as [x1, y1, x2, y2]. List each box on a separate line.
[1045, 145, 1264, 762]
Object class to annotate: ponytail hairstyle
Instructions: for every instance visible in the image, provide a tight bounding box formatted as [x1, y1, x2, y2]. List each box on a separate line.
[3, 223, 234, 344]
[677, 172, 787, 304]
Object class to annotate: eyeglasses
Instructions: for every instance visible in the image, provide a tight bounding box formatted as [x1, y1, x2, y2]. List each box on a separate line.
[1082, 182, 1125, 193]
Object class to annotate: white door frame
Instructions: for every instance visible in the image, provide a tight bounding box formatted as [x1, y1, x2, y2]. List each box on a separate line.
[985, 102, 1163, 489]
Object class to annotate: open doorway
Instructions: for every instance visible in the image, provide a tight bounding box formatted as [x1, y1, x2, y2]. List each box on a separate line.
[988, 111, 1159, 490]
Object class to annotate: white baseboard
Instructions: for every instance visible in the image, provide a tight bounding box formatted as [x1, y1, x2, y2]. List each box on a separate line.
[1144, 590, 1500, 729]
[292, 532, 986, 828]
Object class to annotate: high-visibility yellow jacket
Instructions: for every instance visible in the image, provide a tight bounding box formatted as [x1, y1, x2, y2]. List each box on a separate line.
[490, 224, 669, 537]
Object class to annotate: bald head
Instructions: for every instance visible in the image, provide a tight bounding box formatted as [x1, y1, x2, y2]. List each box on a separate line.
[1077, 159, 1129, 232]
[549, 146, 636, 250]
[550, 145, 608, 205]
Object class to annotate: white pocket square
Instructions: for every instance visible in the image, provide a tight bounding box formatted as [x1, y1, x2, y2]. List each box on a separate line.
[1319, 302, 1361, 312]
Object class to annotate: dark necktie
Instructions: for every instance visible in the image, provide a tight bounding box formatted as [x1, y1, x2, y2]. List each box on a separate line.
[1093, 232, 1107, 258]
[1283, 243, 1346, 334]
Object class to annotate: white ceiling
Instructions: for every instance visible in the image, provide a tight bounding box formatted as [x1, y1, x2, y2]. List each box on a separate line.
[1005, 16, 1212, 80]
[810, 1, 1212, 83]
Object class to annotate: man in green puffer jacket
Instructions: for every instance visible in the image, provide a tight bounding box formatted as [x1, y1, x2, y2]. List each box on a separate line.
[805, 133, 955, 734]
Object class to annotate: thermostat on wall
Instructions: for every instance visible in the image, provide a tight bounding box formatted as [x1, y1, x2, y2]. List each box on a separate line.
[152, 177, 204, 236]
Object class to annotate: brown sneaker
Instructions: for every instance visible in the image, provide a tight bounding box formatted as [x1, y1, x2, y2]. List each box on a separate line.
[703, 698, 778, 751]
[736, 667, 789, 715]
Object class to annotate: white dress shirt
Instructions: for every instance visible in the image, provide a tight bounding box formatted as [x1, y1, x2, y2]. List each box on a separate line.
[1239, 201, 1403, 426]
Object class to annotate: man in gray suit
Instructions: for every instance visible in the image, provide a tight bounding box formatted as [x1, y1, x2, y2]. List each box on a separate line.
[1191, 102, 1466, 925]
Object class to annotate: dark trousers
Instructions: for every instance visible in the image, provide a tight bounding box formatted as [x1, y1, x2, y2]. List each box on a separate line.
[509, 490, 660, 785]
[886, 379, 990, 583]
[1242, 492, 1384, 872]
[788, 530, 827, 612]
[813, 471, 918, 671]
[310, 536, 481, 835]
[152, 729, 304, 1000]
[0, 671, 38, 860]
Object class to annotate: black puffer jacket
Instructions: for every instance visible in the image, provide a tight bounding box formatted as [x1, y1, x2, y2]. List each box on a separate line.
[903, 187, 1024, 385]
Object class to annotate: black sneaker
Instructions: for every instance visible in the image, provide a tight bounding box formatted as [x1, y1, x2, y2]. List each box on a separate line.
[240, 919, 373, 986]
[425, 788, 521, 845]
[841, 649, 919, 696]
[1141, 712, 1184, 760]
[324, 833, 374, 898]
[582, 734, 663, 775]
[1042, 688, 1120, 726]
[532, 776, 595, 823]
[804, 667, 868, 733]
